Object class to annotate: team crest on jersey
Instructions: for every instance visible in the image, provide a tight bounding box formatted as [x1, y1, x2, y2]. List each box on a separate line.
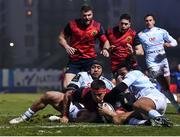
[91, 30, 98, 36]
[126, 36, 132, 42]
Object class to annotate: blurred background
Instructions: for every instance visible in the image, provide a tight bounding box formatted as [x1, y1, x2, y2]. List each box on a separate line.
[0, 0, 180, 92]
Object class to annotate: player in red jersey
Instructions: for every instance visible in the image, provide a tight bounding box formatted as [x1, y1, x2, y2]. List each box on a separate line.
[60, 79, 137, 124]
[106, 14, 143, 84]
[59, 5, 110, 89]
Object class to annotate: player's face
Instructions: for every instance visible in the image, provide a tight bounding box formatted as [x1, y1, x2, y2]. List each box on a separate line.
[81, 10, 93, 25]
[91, 90, 106, 103]
[145, 16, 155, 29]
[90, 64, 102, 78]
[178, 64, 180, 71]
[117, 67, 128, 79]
[119, 19, 131, 33]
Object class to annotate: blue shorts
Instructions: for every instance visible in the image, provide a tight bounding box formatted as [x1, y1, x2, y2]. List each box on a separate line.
[65, 58, 95, 74]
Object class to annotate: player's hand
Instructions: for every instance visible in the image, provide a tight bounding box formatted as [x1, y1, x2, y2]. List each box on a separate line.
[98, 103, 112, 116]
[100, 49, 109, 57]
[127, 43, 134, 54]
[65, 46, 77, 55]
[59, 116, 69, 124]
[163, 42, 171, 48]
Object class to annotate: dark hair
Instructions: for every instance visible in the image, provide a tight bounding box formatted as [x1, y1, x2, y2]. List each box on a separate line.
[91, 60, 103, 68]
[80, 4, 93, 12]
[120, 13, 131, 22]
[144, 14, 156, 21]
[117, 60, 131, 71]
[91, 80, 106, 90]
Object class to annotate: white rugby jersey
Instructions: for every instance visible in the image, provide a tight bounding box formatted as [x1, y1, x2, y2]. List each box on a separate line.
[69, 72, 114, 90]
[122, 70, 161, 99]
[138, 27, 177, 68]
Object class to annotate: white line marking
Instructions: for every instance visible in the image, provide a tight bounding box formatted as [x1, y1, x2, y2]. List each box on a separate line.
[0, 124, 180, 129]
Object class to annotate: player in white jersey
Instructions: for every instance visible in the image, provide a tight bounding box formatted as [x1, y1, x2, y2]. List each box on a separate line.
[137, 14, 180, 113]
[9, 60, 114, 124]
[99, 62, 173, 127]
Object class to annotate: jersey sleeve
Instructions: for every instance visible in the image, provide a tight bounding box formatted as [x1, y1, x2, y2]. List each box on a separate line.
[98, 25, 108, 43]
[72, 88, 83, 102]
[63, 23, 72, 36]
[163, 29, 177, 47]
[122, 72, 137, 87]
[133, 34, 141, 47]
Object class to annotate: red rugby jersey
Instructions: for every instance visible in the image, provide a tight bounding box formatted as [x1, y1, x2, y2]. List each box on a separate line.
[63, 19, 107, 61]
[107, 27, 139, 72]
[72, 87, 110, 112]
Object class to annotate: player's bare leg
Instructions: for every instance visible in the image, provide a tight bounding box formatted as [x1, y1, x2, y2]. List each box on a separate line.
[9, 91, 64, 124]
[63, 73, 76, 89]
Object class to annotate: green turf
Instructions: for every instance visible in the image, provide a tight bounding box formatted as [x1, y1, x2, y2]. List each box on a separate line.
[0, 93, 180, 136]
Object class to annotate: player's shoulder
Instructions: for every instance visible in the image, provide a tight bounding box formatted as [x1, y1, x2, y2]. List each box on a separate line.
[77, 71, 89, 77]
[138, 29, 146, 36]
[128, 28, 136, 34]
[153, 27, 167, 33]
[92, 20, 101, 27]
[128, 70, 142, 77]
[99, 76, 110, 81]
[100, 76, 114, 86]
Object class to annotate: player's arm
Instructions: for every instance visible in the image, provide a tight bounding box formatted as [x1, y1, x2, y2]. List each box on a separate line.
[110, 82, 128, 95]
[99, 25, 110, 57]
[163, 30, 177, 48]
[58, 23, 76, 55]
[60, 90, 74, 123]
[133, 34, 144, 55]
[109, 72, 136, 95]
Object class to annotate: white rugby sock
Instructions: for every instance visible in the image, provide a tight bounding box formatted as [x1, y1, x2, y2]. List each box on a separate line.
[128, 118, 147, 125]
[148, 109, 161, 118]
[21, 108, 35, 120]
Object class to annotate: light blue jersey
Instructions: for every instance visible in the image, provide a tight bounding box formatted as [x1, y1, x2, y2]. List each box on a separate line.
[122, 70, 161, 99]
[138, 27, 177, 68]
[70, 72, 114, 90]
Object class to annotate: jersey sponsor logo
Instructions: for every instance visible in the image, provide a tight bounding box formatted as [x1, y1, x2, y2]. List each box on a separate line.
[126, 36, 132, 42]
[91, 30, 98, 36]
[149, 37, 156, 42]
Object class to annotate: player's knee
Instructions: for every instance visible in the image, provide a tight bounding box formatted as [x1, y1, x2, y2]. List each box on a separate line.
[42, 92, 54, 102]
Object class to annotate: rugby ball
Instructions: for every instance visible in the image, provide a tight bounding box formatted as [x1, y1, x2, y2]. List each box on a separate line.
[99, 102, 115, 123]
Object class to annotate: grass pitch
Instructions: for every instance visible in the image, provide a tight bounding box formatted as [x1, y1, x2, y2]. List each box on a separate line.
[0, 93, 180, 136]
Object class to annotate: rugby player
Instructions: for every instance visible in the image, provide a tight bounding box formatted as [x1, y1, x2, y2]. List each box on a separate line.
[137, 14, 180, 113]
[99, 61, 173, 127]
[106, 13, 144, 84]
[9, 60, 114, 124]
[58, 5, 110, 89]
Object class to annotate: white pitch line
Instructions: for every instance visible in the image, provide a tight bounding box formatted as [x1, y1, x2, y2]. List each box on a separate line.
[0, 124, 180, 129]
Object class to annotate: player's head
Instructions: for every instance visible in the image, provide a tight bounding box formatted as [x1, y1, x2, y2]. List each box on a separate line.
[177, 64, 180, 72]
[116, 61, 131, 79]
[90, 80, 107, 103]
[119, 13, 131, 33]
[80, 5, 93, 26]
[144, 14, 156, 29]
[90, 60, 103, 79]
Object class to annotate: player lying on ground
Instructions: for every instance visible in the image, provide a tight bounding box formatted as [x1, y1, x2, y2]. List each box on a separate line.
[98, 61, 173, 127]
[60, 79, 154, 125]
[9, 60, 114, 124]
